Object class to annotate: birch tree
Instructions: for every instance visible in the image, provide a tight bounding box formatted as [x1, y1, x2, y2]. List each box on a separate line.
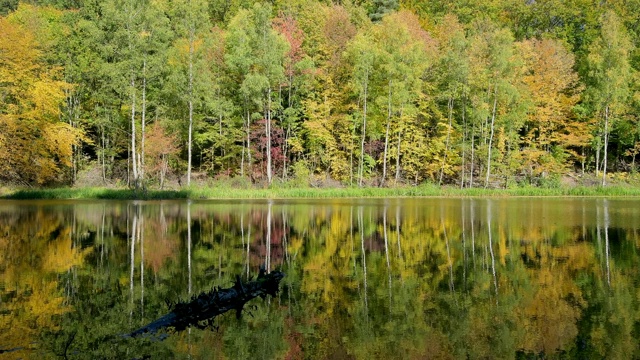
[167, 0, 211, 186]
[346, 32, 376, 187]
[226, 3, 287, 185]
[435, 14, 469, 186]
[372, 11, 434, 186]
[467, 21, 523, 188]
[585, 11, 633, 186]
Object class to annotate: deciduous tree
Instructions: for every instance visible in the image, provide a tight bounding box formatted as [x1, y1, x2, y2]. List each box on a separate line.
[0, 5, 82, 185]
[519, 38, 582, 181]
[585, 10, 633, 185]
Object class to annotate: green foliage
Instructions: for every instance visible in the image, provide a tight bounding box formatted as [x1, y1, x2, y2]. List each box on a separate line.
[585, 10, 634, 185]
[290, 159, 311, 187]
[2, 0, 640, 189]
[0, 0, 18, 15]
[369, 0, 398, 22]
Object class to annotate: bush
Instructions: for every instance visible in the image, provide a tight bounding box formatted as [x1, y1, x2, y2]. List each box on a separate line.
[291, 160, 311, 188]
[538, 174, 562, 188]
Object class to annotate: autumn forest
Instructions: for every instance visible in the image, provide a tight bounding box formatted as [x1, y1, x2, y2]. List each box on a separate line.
[1, 0, 640, 188]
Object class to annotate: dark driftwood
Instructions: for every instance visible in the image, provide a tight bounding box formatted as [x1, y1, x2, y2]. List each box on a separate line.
[126, 270, 284, 338]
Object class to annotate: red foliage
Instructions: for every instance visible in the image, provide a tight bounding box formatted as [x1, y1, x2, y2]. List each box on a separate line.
[365, 139, 385, 161]
[273, 12, 305, 79]
[249, 118, 286, 180]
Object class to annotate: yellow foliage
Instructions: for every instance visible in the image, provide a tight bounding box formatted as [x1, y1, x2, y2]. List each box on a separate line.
[519, 38, 585, 170]
[43, 121, 84, 167]
[0, 12, 82, 185]
[0, 220, 84, 355]
[41, 231, 90, 273]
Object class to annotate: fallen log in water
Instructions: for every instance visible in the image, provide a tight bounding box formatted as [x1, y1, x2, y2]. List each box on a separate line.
[126, 270, 284, 338]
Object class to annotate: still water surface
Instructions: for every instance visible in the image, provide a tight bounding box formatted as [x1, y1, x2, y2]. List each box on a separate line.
[1, 198, 639, 359]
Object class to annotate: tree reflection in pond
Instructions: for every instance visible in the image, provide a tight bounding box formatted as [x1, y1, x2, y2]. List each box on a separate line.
[0, 198, 639, 359]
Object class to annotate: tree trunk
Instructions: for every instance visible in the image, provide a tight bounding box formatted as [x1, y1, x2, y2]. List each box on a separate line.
[359, 68, 369, 187]
[241, 109, 247, 178]
[131, 78, 138, 188]
[160, 154, 167, 189]
[484, 86, 498, 188]
[460, 93, 467, 188]
[126, 2, 139, 189]
[187, 24, 194, 187]
[440, 96, 454, 186]
[595, 137, 601, 177]
[351, 98, 357, 186]
[101, 126, 107, 184]
[266, 87, 272, 185]
[283, 125, 290, 180]
[140, 59, 147, 186]
[602, 105, 609, 186]
[469, 124, 475, 188]
[395, 127, 402, 184]
[246, 109, 252, 179]
[65, 90, 80, 184]
[283, 69, 295, 181]
[127, 144, 131, 188]
[381, 81, 392, 187]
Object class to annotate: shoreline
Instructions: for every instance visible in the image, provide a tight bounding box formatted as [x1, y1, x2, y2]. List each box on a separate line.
[2, 184, 640, 200]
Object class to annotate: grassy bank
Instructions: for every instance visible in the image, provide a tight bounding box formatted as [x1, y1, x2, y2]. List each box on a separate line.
[2, 183, 640, 200]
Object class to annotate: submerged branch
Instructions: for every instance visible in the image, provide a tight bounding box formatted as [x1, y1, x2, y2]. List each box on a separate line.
[125, 270, 285, 338]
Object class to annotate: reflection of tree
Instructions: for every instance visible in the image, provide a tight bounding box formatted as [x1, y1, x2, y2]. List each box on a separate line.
[0, 205, 89, 356]
[577, 199, 639, 360]
[2, 199, 639, 358]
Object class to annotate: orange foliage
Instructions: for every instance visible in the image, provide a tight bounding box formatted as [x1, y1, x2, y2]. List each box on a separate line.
[519, 38, 586, 172]
[145, 121, 180, 186]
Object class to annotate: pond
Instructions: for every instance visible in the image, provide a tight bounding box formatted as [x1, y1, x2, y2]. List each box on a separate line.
[1, 198, 639, 359]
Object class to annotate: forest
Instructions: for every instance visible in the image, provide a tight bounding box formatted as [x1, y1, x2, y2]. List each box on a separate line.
[1, 0, 640, 189]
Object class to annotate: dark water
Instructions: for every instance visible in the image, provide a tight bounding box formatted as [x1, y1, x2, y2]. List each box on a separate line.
[1, 198, 639, 359]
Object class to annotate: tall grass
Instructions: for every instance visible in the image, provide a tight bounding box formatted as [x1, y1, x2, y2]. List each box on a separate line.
[2, 184, 640, 200]
[3, 187, 191, 200]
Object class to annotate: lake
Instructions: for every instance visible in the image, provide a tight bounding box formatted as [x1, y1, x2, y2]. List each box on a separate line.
[1, 198, 639, 359]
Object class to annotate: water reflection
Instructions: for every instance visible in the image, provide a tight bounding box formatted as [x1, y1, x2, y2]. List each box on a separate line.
[0, 198, 639, 359]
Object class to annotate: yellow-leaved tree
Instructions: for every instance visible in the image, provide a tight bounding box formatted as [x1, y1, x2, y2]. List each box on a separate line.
[0, 5, 82, 185]
[518, 38, 583, 180]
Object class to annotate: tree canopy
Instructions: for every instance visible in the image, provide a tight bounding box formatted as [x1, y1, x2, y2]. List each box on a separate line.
[1, 0, 639, 187]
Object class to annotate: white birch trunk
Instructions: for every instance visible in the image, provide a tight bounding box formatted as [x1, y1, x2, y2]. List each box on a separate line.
[359, 68, 369, 187]
[602, 106, 609, 186]
[484, 87, 498, 188]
